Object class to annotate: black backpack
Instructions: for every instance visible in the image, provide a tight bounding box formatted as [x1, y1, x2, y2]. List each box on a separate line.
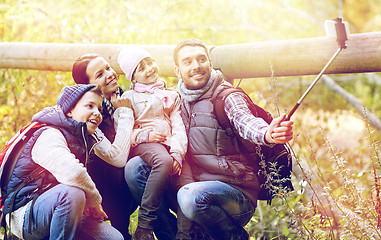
[213, 87, 294, 204]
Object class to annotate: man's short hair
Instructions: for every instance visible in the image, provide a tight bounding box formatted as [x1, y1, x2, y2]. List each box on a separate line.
[173, 38, 210, 66]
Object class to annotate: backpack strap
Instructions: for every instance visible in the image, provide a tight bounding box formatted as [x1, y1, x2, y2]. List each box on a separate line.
[214, 87, 273, 135]
[213, 87, 255, 161]
[0, 122, 46, 194]
[0, 123, 57, 237]
[5, 166, 45, 235]
[214, 88, 242, 138]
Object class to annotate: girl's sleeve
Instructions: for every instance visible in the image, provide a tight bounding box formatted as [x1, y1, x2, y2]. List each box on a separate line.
[93, 107, 134, 168]
[31, 128, 101, 208]
[169, 92, 188, 166]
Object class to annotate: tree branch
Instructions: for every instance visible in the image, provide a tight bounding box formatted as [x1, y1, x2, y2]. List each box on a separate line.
[321, 75, 381, 132]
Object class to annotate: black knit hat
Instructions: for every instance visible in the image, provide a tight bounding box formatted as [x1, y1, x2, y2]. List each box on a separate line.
[57, 84, 97, 114]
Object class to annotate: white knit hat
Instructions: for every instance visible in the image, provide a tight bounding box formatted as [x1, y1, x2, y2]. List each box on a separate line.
[117, 46, 152, 81]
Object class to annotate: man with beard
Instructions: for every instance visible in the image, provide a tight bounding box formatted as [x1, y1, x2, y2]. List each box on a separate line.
[174, 39, 294, 240]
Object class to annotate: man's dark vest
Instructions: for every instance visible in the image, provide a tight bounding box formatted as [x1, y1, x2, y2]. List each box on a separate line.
[182, 81, 260, 204]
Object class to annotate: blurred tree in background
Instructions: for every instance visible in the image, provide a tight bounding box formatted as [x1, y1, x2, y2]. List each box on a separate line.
[1, 0, 381, 238]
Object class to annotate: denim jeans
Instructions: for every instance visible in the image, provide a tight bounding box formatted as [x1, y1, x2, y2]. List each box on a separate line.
[131, 143, 173, 230]
[88, 155, 137, 240]
[23, 184, 123, 240]
[177, 181, 255, 240]
[125, 156, 178, 240]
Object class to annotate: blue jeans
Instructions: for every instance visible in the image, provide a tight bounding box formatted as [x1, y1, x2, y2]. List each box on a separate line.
[125, 156, 177, 240]
[131, 143, 173, 229]
[177, 181, 255, 240]
[88, 155, 136, 240]
[23, 184, 123, 240]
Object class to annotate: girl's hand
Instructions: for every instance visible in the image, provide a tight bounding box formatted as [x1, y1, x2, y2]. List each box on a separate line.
[172, 159, 181, 176]
[148, 131, 167, 143]
[111, 94, 132, 109]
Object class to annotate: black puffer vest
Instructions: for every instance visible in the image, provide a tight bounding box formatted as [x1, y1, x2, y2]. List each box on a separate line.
[181, 79, 260, 204]
[2, 106, 90, 214]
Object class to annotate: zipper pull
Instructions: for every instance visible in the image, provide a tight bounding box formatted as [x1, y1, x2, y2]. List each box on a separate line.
[81, 124, 89, 167]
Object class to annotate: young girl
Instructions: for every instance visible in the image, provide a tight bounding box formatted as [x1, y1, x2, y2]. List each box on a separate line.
[118, 46, 187, 240]
[3, 84, 125, 240]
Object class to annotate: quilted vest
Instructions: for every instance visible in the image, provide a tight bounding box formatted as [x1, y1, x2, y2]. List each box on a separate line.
[182, 81, 260, 204]
[2, 122, 88, 214]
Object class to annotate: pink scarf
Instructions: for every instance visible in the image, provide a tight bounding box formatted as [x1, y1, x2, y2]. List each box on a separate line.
[134, 80, 174, 109]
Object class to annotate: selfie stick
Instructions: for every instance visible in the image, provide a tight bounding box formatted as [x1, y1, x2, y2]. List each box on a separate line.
[284, 18, 349, 121]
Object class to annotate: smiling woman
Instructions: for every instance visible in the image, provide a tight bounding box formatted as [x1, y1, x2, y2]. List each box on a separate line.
[71, 54, 138, 240]
[72, 54, 120, 100]
[86, 57, 120, 99]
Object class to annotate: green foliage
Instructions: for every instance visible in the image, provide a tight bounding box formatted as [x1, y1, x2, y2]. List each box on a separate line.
[0, 69, 72, 147]
[1, 0, 381, 239]
[5, 0, 381, 45]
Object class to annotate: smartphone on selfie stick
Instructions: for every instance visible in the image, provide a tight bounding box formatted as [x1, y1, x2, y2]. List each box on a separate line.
[283, 18, 350, 121]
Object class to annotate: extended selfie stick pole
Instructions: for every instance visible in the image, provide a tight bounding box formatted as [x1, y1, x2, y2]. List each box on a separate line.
[284, 48, 342, 121]
[284, 18, 348, 121]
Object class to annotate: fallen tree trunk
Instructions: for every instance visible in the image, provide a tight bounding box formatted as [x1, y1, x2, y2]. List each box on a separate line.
[0, 32, 381, 79]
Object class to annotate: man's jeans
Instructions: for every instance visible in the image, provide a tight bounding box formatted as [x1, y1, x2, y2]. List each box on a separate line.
[177, 181, 255, 240]
[125, 156, 178, 240]
[23, 184, 123, 240]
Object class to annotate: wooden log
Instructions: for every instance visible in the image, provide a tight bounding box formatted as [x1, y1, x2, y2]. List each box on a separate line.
[0, 43, 176, 77]
[210, 32, 381, 78]
[0, 32, 380, 78]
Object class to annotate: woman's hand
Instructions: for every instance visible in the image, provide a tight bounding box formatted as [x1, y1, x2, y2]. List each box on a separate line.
[111, 93, 132, 109]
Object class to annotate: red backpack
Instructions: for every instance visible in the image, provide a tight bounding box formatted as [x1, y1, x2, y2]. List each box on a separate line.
[0, 122, 46, 207]
[0, 122, 49, 239]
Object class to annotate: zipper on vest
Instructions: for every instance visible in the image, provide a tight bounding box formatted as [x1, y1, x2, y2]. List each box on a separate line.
[89, 131, 103, 155]
[185, 103, 196, 134]
[190, 102, 196, 128]
[81, 125, 89, 167]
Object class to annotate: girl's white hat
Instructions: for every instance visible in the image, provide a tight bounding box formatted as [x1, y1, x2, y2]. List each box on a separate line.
[118, 46, 152, 81]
